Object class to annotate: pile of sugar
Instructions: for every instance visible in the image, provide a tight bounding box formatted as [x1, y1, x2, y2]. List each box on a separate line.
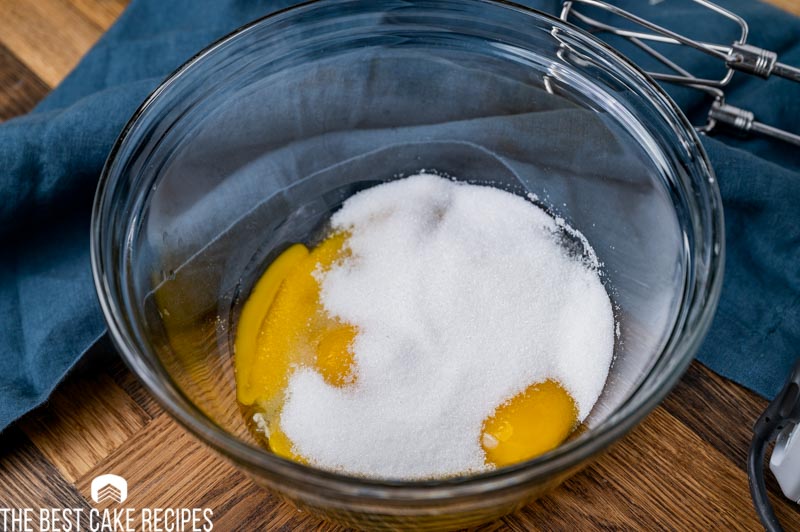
[280, 174, 615, 479]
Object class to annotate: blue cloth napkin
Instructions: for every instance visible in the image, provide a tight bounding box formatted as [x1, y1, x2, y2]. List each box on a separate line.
[1, 0, 798, 431]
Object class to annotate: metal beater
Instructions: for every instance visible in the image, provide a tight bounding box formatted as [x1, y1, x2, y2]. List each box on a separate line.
[560, 0, 800, 145]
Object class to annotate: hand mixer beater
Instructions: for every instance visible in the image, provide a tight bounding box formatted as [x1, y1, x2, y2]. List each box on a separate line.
[561, 0, 800, 146]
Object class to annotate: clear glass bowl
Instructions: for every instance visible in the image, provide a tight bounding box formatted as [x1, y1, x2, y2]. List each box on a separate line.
[91, 1, 724, 529]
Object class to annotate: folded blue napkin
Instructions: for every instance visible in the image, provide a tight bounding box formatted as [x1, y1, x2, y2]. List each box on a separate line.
[1, 0, 798, 430]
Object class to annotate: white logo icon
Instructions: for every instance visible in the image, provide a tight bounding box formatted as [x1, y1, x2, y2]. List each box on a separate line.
[91, 474, 128, 504]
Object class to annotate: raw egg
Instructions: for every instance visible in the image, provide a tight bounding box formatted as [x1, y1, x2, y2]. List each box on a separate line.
[235, 233, 579, 470]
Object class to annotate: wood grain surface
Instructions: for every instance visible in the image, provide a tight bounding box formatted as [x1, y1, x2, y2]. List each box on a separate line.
[2, 1, 800, 530]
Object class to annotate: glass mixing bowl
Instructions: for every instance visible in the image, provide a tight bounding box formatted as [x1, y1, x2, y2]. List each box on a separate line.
[91, 0, 724, 529]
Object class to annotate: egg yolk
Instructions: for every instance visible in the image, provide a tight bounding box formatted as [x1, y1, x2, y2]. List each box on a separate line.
[235, 234, 355, 459]
[481, 380, 577, 467]
[235, 234, 579, 469]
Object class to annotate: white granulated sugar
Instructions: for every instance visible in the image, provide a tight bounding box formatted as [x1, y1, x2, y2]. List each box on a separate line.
[280, 174, 615, 480]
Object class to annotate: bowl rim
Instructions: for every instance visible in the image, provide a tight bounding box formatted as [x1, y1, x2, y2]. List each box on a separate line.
[90, 0, 725, 501]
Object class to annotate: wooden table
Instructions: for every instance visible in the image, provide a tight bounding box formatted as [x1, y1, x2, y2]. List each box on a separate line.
[1, 1, 799, 530]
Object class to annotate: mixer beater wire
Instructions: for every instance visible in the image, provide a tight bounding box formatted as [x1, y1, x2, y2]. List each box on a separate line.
[560, 0, 800, 146]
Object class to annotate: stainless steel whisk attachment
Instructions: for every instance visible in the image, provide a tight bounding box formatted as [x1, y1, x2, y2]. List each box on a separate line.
[560, 0, 800, 146]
